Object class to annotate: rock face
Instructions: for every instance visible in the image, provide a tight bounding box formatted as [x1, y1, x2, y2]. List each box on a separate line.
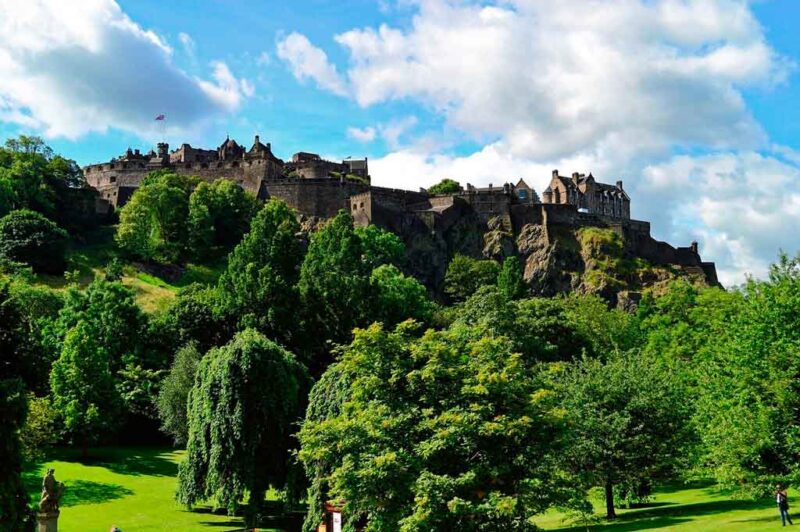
[398, 215, 718, 305]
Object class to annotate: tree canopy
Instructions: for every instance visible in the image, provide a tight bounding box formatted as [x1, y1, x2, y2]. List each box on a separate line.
[178, 329, 309, 526]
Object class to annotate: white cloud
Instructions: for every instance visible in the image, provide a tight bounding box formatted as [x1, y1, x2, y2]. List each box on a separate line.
[256, 51, 271, 66]
[639, 151, 800, 286]
[276, 32, 348, 96]
[178, 31, 195, 58]
[332, 0, 787, 161]
[0, 0, 253, 139]
[347, 126, 377, 142]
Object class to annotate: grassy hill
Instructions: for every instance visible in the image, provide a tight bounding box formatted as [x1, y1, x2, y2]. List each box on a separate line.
[25, 447, 789, 532]
[12, 226, 225, 313]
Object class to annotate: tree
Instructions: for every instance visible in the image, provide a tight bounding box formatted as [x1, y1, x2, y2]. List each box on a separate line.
[188, 179, 259, 260]
[157, 343, 202, 446]
[178, 329, 309, 526]
[672, 254, 800, 495]
[19, 394, 57, 462]
[298, 211, 371, 359]
[299, 322, 570, 531]
[0, 278, 33, 530]
[217, 199, 303, 345]
[556, 351, 692, 519]
[115, 171, 194, 262]
[0, 209, 67, 274]
[369, 264, 435, 327]
[426, 178, 461, 195]
[42, 278, 146, 374]
[0, 379, 31, 531]
[354, 224, 405, 271]
[50, 320, 122, 457]
[444, 254, 501, 302]
[496, 256, 526, 299]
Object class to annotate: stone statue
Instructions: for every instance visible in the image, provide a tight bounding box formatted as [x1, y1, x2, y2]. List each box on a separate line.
[39, 468, 65, 513]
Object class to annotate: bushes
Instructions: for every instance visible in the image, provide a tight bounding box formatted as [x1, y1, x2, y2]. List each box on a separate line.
[0, 209, 67, 273]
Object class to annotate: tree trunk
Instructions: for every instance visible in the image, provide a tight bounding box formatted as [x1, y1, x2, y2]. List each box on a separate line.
[605, 480, 616, 520]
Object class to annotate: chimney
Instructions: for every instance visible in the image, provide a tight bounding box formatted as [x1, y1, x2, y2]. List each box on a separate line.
[552, 169, 559, 179]
[616, 180, 624, 190]
[572, 172, 579, 183]
[690, 241, 699, 254]
[266, 142, 271, 150]
[255, 135, 260, 145]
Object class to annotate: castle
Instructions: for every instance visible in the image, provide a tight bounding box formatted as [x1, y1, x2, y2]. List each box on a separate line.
[83, 135, 718, 288]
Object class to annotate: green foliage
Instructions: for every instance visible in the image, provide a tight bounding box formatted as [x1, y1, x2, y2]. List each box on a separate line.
[19, 394, 57, 462]
[0, 378, 32, 532]
[555, 351, 693, 518]
[497, 255, 526, 299]
[50, 320, 122, 451]
[42, 278, 146, 374]
[187, 179, 259, 260]
[115, 171, 194, 263]
[444, 254, 501, 302]
[426, 178, 462, 195]
[299, 322, 570, 531]
[354, 224, 405, 271]
[369, 264, 435, 327]
[217, 199, 303, 345]
[0, 209, 67, 274]
[157, 343, 202, 446]
[178, 329, 309, 526]
[298, 210, 371, 357]
[0, 136, 91, 233]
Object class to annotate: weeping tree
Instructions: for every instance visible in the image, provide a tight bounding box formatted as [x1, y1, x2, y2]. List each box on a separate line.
[177, 329, 309, 527]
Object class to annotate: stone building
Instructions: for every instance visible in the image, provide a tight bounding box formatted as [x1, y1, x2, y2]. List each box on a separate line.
[542, 170, 630, 219]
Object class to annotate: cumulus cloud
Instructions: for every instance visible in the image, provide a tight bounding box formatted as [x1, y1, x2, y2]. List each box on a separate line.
[276, 32, 348, 96]
[347, 126, 377, 142]
[332, 0, 787, 161]
[0, 0, 253, 139]
[635, 151, 800, 286]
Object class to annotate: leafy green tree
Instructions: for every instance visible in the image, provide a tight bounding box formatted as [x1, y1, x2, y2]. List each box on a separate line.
[188, 179, 259, 260]
[157, 343, 202, 446]
[42, 278, 146, 374]
[426, 178, 462, 195]
[299, 322, 570, 531]
[369, 264, 435, 327]
[178, 329, 309, 526]
[0, 378, 32, 531]
[298, 211, 370, 357]
[161, 284, 231, 353]
[0, 277, 34, 530]
[0, 209, 67, 274]
[0, 136, 91, 231]
[497, 256, 526, 299]
[50, 320, 122, 457]
[19, 394, 57, 462]
[556, 352, 692, 519]
[116, 171, 195, 262]
[673, 254, 800, 495]
[444, 254, 501, 302]
[217, 199, 303, 345]
[354, 224, 405, 271]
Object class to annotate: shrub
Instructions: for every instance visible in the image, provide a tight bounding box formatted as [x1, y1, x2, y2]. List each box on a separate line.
[0, 209, 67, 274]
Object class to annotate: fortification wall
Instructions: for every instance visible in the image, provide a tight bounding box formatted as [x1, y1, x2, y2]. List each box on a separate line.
[265, 179, 370, 219]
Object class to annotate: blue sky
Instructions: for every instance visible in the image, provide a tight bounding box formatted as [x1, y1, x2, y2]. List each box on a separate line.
[0, 0, 799, 285]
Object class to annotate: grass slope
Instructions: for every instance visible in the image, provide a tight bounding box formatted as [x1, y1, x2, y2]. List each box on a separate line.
[22, 226, 226, 312]
[536, 481, 787, 531]
[25, 447, 247, 531]
[26, 446, 793, 532]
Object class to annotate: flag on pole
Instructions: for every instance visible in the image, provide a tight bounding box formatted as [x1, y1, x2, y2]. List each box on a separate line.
[155, 114, 165, 121]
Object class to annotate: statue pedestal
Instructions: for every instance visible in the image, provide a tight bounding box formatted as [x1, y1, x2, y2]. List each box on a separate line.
[37, 510, 59, 532]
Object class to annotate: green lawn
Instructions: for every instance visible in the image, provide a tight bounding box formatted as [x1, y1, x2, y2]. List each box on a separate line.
[26, 447, 791, 531]
[536, 481, 786, 531]
[24, 447, 301, 532]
